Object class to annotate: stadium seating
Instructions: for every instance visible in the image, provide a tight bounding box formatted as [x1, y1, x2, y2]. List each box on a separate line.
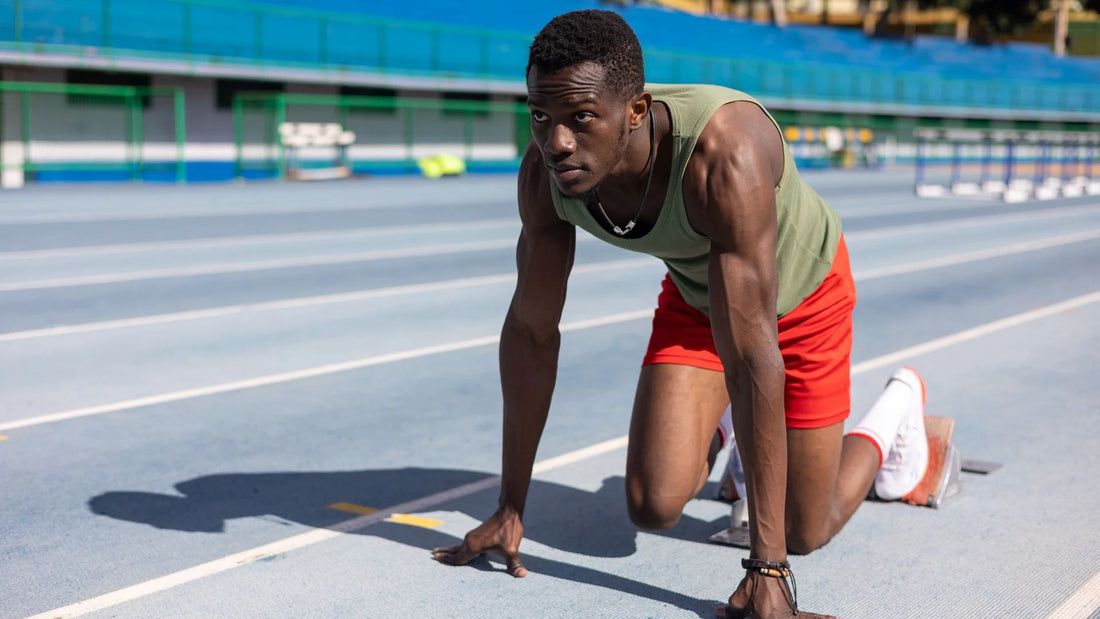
[6, 0, 1100, 111]
[256, 0, 1100, 86]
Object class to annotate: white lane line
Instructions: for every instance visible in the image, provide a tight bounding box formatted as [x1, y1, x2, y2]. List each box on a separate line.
[3, 223, 1093, 343]
[6, 283, 1100, 436]
[0, 239, 516, 293]
[21, 434, 631, 619]
[531, 435, 630, 475]
[4, 202, 1098, 293]
[0, 258, 658, 342]
[6, 200, 1095, 261]
[1048, 572, 1100, 619]
[0, 218, 520, 260]
[838, 194, 1012, 219]
[0, 235, 606, 293]
[23, 291, 1100, 619]
[0, 185, 1092, 226]
[0, 196, 506, 225]
[852, 229, 1100, 281]
[844, 202, 1100, 241]
[850, 290, 1100, 375]
[0, 309, 655, 433]
[4, 202, 1099, 293]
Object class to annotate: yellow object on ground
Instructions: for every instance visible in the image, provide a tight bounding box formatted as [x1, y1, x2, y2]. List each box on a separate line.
[418, 153, 466, 178]
[328, 502, 378, 515]
[328, 503, 443, 528]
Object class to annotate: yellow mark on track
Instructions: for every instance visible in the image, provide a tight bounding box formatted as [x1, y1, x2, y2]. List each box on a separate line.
[328, 502, 379, 516]
[328, 503, 442, 529]
[0, 435, 7, 440]
[384, 514, 443, 529]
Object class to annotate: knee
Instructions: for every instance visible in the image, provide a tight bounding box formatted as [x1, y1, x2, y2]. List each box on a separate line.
[785, 526, 832, 556]
[625, 489, 684, 531]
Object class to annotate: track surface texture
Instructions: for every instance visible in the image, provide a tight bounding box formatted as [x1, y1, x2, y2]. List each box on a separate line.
[1, 169, 1098, 619]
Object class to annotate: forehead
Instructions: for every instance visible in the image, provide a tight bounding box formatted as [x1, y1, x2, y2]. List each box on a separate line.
[526, 62, 615, 106]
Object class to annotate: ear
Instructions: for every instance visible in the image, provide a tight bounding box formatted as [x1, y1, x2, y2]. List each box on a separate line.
[628, 91, 652, 131]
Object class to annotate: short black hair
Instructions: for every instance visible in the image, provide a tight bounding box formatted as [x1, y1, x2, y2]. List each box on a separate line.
[527, 10, 645, 102]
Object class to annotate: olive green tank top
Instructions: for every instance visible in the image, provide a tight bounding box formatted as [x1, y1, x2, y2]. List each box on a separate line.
[549, 83, 842, 318]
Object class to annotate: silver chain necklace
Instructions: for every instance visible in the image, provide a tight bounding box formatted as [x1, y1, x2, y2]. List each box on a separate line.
[595, 111, 656, 237]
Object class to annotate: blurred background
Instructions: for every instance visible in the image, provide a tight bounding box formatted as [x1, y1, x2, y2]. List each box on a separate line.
[0, 0, 1098, 192]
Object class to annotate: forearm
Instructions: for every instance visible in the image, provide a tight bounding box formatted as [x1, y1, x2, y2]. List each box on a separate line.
[497, 308, 560, 519]
[727, 352, 788, 562]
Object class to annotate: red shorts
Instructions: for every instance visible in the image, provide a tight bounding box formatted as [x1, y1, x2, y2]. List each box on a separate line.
[642, 237, 856, 429]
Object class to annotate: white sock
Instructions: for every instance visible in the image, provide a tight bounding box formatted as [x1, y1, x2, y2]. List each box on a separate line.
[847, 377, 915, 465]
[716, 404, 733, 448]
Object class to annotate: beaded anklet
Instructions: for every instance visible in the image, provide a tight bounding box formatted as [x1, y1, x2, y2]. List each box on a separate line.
[741, 558, 798, 614]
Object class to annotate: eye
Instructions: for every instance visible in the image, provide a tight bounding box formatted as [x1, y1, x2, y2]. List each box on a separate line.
[530, 110, 548, 123]
[574, 112, 595, 123]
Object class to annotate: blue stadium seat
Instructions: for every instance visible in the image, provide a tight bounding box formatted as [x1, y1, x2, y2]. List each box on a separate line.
[7, 0, 1100, 110]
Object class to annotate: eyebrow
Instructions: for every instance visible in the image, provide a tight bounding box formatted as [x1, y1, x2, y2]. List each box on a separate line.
[526, 96, 600, 108]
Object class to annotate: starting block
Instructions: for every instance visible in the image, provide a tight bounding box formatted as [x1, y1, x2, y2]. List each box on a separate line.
[709, 497, 751, 547]
[709, 415, 992, 549]
[895, 415, 962, 508]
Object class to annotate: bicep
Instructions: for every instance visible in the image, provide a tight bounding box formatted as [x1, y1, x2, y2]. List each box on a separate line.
[700, 144, 780, 366]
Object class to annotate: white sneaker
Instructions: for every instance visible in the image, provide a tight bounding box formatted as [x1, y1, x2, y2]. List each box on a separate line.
[874, 367, 930, 501]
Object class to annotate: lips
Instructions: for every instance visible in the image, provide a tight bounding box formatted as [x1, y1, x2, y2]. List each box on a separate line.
[551, 166, 583, 182]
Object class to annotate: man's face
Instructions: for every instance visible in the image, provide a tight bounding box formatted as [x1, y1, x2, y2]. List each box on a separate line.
[526, 62, 634, 199]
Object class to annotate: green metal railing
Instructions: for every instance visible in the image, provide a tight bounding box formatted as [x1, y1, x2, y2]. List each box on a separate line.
[0, 81, 186, 183]
[233, 92, 528, 181]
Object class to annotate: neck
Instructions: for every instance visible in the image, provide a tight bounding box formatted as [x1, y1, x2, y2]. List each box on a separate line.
[587, 110, 659, 237]
[601, 111, 659, 197]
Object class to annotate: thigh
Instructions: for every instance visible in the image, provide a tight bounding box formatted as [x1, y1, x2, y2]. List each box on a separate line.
[625, 363, 729, 503]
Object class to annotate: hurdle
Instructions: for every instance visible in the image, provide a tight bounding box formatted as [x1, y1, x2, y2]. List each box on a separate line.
[914, 128, 1100, 203]
[914, 128, 991, 198]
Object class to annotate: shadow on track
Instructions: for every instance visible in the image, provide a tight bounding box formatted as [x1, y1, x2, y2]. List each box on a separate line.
[89, 467, 734, 617]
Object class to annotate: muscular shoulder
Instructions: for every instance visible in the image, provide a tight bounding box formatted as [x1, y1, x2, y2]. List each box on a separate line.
[682, 101, 785, 238]
[517, 143, 562, 229]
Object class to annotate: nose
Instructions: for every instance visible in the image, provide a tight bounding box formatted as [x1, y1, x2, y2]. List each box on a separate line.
[543, 123, 576, 158]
